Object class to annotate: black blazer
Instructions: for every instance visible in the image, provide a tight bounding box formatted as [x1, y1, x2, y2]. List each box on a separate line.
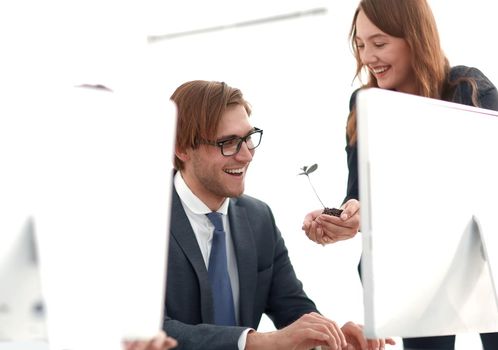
[163, 187, 318, 350]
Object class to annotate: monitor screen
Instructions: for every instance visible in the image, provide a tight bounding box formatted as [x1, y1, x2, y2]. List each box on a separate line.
[356, 88, 498, 338]
[0, 85, 176, 349]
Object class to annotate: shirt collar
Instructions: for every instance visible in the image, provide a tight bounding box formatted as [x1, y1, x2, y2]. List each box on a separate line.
[174, 171, 229, 215]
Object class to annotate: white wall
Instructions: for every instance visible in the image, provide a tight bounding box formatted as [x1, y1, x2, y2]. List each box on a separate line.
[2, 1, 497, 349]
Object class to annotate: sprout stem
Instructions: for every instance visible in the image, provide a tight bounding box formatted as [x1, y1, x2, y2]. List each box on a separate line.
[307, 176, 325, 208]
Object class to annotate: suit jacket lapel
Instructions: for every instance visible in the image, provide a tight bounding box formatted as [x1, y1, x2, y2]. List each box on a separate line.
[170, 188, 214, 323]
[228, 199, 257, 327]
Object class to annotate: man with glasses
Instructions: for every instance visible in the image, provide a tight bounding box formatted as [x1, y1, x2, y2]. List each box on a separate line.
[164, 80, 393, 350]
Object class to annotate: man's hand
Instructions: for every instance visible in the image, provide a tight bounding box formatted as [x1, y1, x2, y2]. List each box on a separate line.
[123, 331, 177, 350]
[340, 321, 396, 350]
[302, 199, 360, 245]
[246, 312, 347, 350]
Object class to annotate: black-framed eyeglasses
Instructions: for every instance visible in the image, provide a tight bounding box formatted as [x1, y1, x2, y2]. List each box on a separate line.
[200, 127, 263, 156]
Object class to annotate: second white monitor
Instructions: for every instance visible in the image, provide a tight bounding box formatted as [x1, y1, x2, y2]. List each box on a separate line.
[357, 88, 498, 338]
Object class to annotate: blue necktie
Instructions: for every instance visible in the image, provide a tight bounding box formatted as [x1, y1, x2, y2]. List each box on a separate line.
[206, 212, 236, 326]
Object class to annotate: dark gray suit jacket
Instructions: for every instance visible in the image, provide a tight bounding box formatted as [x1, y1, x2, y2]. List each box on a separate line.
[163, 187, 318, 350]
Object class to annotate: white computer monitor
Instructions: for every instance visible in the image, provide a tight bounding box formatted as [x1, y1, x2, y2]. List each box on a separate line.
[0, 84, 49, 348]
[356, 88, 498, 338]
[0, 85, 176, 350]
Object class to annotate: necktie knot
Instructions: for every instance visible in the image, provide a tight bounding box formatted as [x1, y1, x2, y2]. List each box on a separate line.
[206, 212, 224, 232]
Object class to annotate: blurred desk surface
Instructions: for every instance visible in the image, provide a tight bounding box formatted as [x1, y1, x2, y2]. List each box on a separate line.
[0, 341, 48, 350]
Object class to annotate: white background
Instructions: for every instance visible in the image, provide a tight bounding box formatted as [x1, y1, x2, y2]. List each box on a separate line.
[1, 1, 497, 349]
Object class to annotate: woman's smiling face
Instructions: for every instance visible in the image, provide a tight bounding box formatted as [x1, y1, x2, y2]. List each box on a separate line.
[355, 10, 417, 94]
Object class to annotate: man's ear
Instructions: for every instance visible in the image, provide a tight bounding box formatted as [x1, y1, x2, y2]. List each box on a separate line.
[175, 147, 190, 162]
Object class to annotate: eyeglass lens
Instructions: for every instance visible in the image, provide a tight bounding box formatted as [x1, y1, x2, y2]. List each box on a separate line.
[222, 130, 262, 156]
